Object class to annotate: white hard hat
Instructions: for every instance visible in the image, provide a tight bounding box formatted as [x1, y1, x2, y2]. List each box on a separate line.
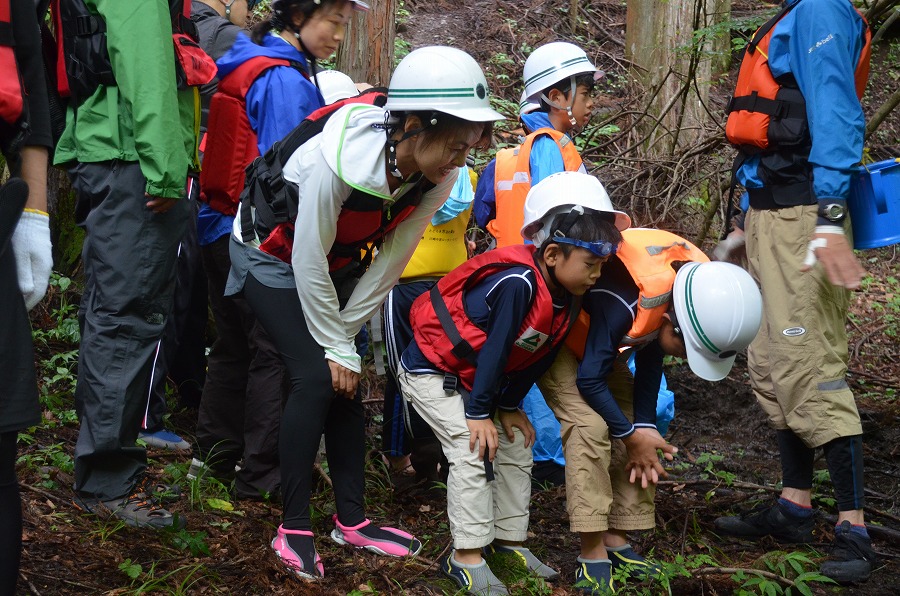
[672, 261, 762, 382]
[519, 90, 540, 116]
[316, 70, 360, 105]
[273, 0, 369, 11]
[384, 46, 505, 122]
[521, 171, 631, 246]
[523, 41, 602, 103]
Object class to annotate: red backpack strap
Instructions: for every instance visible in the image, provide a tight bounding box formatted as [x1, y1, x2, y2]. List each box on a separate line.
[218, 56, 293, 98]
[50, 0, 69, 97]
[0, 0, 25, 125]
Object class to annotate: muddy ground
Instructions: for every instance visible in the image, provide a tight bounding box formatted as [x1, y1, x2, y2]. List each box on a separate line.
[15, 0, 900, 594]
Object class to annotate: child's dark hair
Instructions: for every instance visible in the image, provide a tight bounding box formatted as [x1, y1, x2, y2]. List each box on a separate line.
[538, 72, 596, 112]
[251, 0, 348, 45]
[545, 211, 622, 257]
[391, 111, 494, 151]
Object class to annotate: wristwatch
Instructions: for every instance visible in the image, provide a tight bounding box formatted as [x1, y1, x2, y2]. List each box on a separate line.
[818, 203, 846, 223]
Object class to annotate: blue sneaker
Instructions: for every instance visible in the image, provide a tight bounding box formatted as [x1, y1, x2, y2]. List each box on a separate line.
[139, 429, 191, 451]
[608, 544, 661, 581]
[574, 558, 614, 595]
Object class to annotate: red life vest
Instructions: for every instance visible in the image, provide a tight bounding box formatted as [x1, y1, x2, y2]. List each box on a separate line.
[487, 127, 583, 248]
[199, 56, 300, 216]
[258, 180, 430, 273]
[411, 244, 578, 390]
[725, 0, 870, 153]
[565, 229, 708, 360]
[0, 0, 24, 127]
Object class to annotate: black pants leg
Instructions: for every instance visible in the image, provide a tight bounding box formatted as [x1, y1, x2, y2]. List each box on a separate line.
[243, 274, 365, 530]
[0, 432, 22, 595]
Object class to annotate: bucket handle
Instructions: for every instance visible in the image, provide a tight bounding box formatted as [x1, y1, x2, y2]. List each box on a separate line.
[869, 169, 888, 215]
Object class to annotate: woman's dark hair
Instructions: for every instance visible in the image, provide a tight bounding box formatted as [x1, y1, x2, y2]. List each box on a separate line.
[538, 72, 596, 112]
[547, 211, 622, 257]
[251, 0, 349, 44]
[393, 111, 495, 151]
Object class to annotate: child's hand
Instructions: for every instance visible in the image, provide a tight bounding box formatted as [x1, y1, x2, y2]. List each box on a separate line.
[622, 428, 678, 489]
[498, 409, 536, 449]
[466, 418, 499, 462]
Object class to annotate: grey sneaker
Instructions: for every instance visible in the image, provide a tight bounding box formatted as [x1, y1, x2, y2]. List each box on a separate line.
[441, 553, 509, 595]
[484, 543, 559, 580]
[75, 489, 185, 530]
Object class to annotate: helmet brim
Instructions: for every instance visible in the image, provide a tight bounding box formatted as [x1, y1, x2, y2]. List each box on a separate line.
[433, 106, 506, 123]
[674, 262, 736, 382]
[350, 0, 370, 11]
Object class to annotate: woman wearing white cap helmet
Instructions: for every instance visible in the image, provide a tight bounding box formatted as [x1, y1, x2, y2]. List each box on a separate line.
[397, 171, 625, 594]
[227, 46, 503, 580]
[193, 0, 370, 509]
[540, 228, 761, 593]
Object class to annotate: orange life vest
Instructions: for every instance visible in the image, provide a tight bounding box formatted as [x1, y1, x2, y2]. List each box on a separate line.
[487, 127, 583, 248]
[565, 229, 709, 360]
[725, 0, 870, 152]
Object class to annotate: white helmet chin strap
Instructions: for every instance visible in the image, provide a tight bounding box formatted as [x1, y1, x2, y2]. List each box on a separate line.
[539, 75, 579, 132]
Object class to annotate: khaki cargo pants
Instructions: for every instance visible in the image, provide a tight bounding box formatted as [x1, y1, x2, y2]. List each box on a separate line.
[745, 205, 862, 448]
[538, 347, 655, 533]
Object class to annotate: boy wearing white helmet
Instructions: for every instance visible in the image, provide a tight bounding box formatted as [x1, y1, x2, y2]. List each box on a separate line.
[540, 228, 762, 594]
[228, 45, 503, 579]
[398, 172, 626, 595]
[474, 41, 603, 249]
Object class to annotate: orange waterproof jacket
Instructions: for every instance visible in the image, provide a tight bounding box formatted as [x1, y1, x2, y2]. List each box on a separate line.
[487, 128, 582, 248]
[565, 228, 708, 360]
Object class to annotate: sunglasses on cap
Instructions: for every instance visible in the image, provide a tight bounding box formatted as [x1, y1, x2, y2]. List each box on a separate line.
[550, 235, 617, 258]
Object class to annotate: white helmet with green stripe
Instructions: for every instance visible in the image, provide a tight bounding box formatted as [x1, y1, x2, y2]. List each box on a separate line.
[523, 41, 601, 103]
[385, 46, 505, 122]
[673, 261, 762, 382]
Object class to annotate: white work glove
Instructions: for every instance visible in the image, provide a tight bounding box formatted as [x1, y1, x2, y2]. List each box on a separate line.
[712, 228, 746, 264]
[802, 225, 843, 268]
[11, 210, 53, 310]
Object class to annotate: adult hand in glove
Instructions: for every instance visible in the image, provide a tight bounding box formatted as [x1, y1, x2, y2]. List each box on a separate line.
[12, 209, 53, 310]
[712, 227, 746, 265]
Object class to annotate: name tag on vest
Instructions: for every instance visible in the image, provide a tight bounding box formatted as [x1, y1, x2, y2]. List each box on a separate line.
[515, 327, 549, 353]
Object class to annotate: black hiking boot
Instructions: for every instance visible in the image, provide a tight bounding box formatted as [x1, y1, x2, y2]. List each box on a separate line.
[820, 521, 876, 584]
[714, 501, 815, 543]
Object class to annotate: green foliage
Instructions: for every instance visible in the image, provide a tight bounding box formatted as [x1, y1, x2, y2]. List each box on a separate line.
[695, 451, 737, 486]
[119, 559, 143, 580]
[120, 560, 213, 595]
[732, 551, 835, 596]
[163, 528, 211, 557]
[16, 441, 73, 490]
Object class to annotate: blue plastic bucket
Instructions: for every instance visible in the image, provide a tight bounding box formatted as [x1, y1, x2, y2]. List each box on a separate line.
[848, 158, 900, 249]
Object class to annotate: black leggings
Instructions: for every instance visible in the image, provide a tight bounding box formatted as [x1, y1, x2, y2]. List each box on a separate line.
[0, 431, 22, 595]
[243, 274, 366, 531]
[778, 429, 866, 511]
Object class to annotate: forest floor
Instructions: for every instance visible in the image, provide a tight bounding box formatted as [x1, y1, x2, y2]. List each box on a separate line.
[15, 0, 900, 594]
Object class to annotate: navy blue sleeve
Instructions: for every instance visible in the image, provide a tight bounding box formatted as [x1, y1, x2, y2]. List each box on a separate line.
[465, 268, 536, 419]
[497, 342, 564, 411]
[472, 159, 497, 229]
[576, 288, 636, 438]
[632, 340, 664, 428]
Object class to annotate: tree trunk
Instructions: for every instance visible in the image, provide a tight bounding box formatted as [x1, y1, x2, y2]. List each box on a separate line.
[335, 0, 397, 87]
[625, 0, 730, 151]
